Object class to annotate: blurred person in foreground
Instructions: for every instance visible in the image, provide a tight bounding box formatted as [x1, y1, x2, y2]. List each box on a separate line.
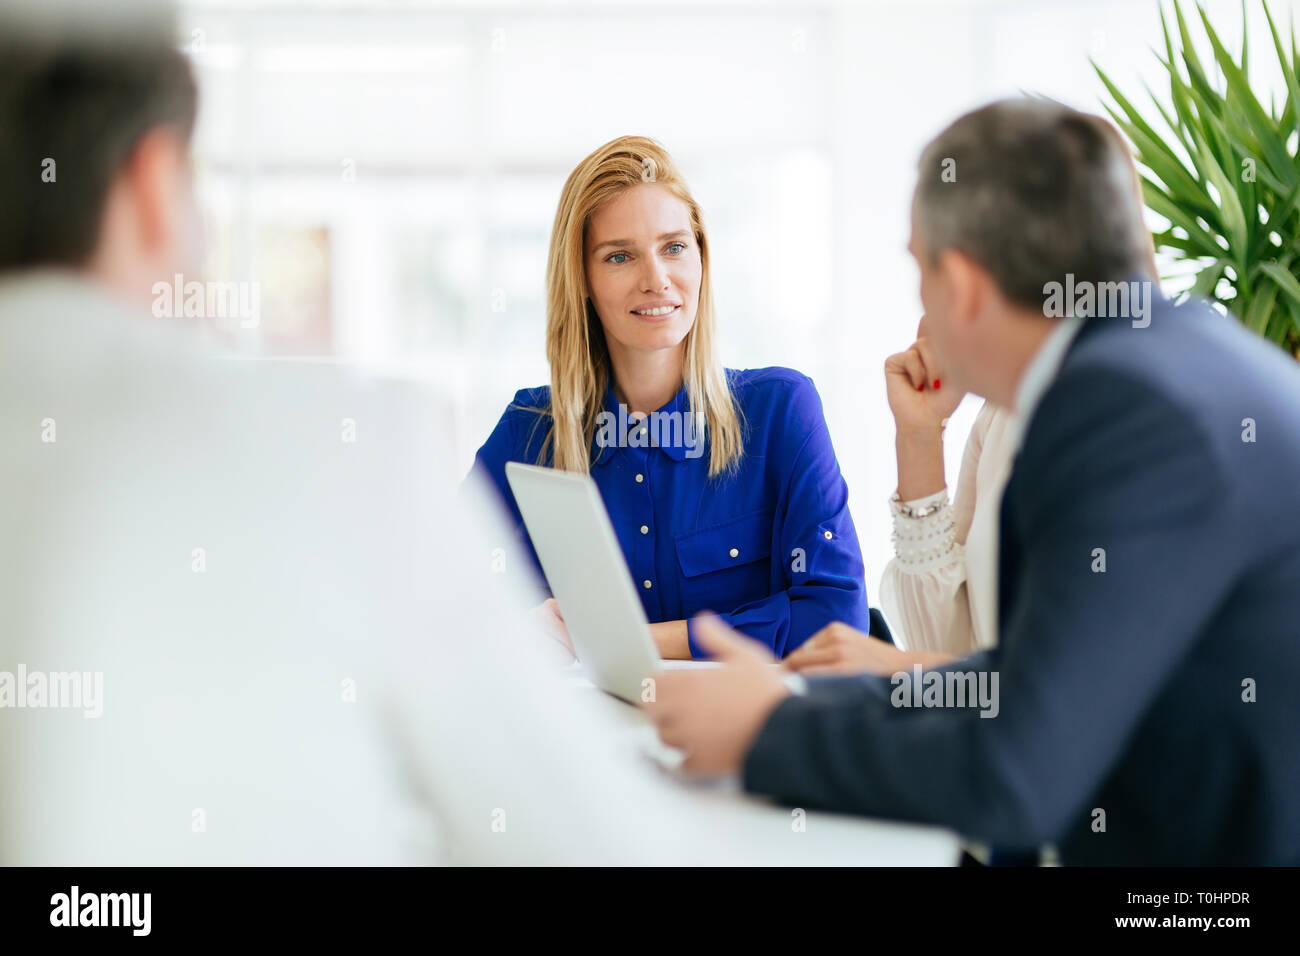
[0, 0, 731, 866]
[645, 98, 1300, 866]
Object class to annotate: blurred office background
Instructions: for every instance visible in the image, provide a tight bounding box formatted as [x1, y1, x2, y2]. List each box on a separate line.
[177, 0, 1291, 630]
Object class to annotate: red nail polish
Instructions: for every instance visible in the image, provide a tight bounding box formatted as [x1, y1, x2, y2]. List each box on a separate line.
[933, 379, 941, 389]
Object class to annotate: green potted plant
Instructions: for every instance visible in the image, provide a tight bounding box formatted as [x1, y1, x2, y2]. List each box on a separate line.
[1095, 0, 1300, 358]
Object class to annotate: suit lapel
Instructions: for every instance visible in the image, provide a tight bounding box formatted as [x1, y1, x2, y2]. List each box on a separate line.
[996, 452, 1023, 640]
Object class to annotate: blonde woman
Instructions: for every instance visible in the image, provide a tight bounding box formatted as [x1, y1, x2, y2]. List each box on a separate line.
[473, 136, 872, 660]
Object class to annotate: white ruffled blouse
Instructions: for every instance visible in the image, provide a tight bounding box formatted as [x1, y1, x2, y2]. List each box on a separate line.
[879, 402, 1018, 654]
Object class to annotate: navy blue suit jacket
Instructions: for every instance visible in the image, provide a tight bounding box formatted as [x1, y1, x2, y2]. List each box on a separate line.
[743, 293, 1300, 865]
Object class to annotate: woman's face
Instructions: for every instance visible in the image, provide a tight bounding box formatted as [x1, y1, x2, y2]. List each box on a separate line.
[584, 183, 701, 359]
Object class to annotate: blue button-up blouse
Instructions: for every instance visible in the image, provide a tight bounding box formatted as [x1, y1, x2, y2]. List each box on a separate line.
[471, 367, 870, 658]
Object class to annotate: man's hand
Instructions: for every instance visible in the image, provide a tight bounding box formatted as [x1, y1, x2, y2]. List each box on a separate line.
[784, 621, 907, 676]
[784, 621, 959, 676]
[641, 614, 791, 775]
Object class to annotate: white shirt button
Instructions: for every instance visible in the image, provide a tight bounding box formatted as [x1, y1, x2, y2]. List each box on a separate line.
[823, 530, 833, 540]
[642, 579, 653, 589]
[640, 525, 649, 535]
[729, 547, 739, 558]
[635, 473, 644, 483]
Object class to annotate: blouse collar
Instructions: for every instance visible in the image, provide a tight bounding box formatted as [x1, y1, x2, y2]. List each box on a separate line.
[591, 380, 700, 465]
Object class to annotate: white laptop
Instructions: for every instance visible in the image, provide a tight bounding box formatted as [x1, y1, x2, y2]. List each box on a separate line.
[505, 461, 670, 702]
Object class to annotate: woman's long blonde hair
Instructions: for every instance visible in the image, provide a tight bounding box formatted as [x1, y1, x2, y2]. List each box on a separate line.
[538, 135, 742, 477]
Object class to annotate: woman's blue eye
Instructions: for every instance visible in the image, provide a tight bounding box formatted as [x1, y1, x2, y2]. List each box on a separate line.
[607, 244, 684, 263]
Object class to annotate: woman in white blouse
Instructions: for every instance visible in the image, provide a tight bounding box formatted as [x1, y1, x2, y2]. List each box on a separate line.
[783, 317, 1015, 675]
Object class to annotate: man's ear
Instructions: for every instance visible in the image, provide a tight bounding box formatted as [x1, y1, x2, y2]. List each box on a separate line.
[119, 126, 189, 262]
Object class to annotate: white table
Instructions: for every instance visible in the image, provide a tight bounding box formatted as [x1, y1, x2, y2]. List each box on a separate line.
[568, 666, 961, 866]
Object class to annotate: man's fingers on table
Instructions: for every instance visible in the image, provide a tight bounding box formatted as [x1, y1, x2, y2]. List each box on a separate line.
[805, 621, 856, 647]
[784, 647, 843, 671]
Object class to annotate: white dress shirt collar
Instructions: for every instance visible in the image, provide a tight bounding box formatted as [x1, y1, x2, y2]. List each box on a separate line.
[1012, 315, 1084, 446]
